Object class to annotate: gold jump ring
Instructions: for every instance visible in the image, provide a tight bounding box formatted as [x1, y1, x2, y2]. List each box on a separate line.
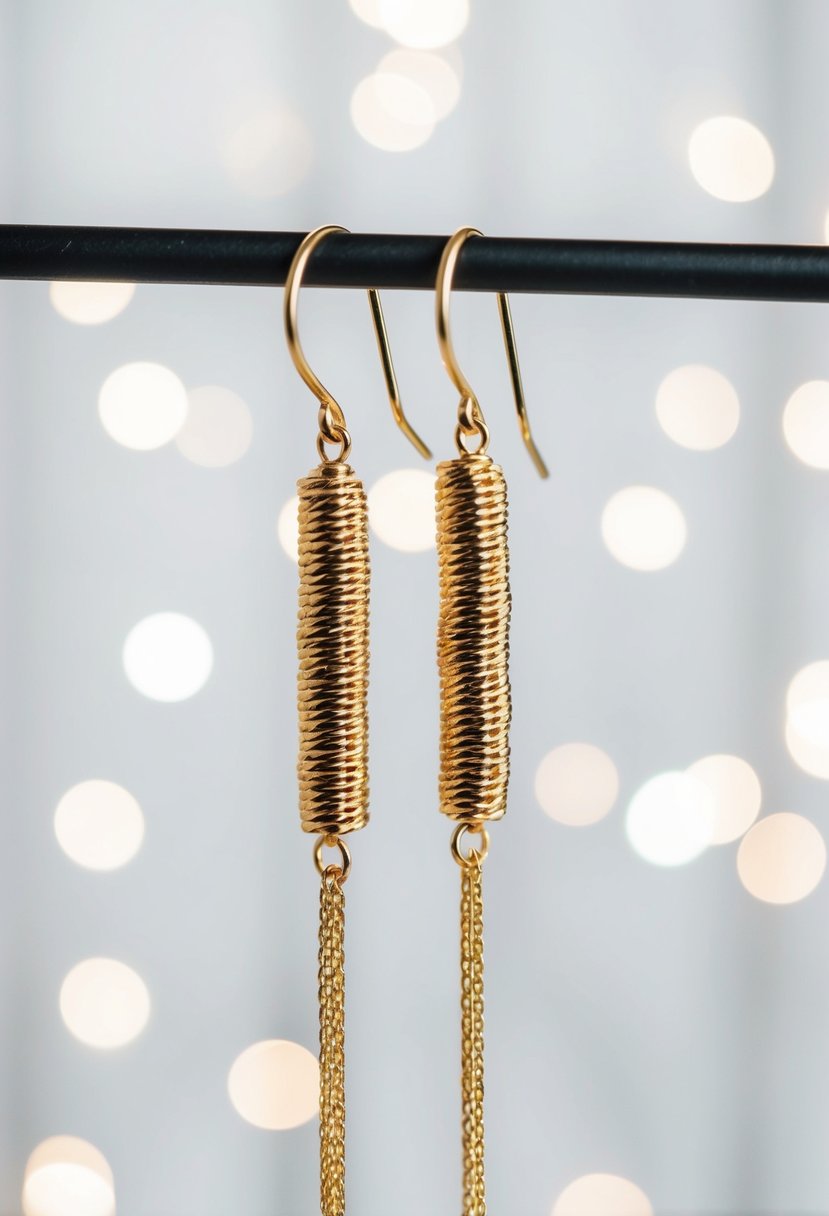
[314, 835, 352, 882]
[450, 823, 490, 867]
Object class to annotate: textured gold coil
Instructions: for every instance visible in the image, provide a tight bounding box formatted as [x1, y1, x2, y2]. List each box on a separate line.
[460, 852, 486, 1216]
[436, 452, 511, 823]
[319, 866, 346, 1216]
[297, 461, 369, 836]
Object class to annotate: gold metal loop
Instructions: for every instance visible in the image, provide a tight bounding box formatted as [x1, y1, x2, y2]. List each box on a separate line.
[457, 395, 482, 435]
[284, 225, 432, 460]
[435, 226, 549, 477]
[314, 835, 352, 882]
[454, 420, 490, 455]
[451, 822, 490, 868]
[315, 427, 352, 464]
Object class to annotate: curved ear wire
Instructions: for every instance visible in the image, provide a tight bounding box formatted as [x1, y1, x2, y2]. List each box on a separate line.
[368, 288, 432, 459]
[284, 224, 432, 459]
[435, 226, 548, 477]
[495, 290, 548, 478]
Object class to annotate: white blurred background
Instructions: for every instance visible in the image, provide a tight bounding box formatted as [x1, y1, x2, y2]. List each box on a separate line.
[3, 1, 829, 1213]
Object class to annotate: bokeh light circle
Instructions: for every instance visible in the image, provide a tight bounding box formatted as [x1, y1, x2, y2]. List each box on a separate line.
[228, 1039, 319, 1130]
[685, 754, 761, 844]
[785, 660, 829, 776]
[378, 49, 461, 120]
[688, 116, 774, 202]
[655, 365, 739, 450]
[535, 743, 619, 827]
[349, 0, 385, 27]
[98, 362, 188, 451]
[785, 719, 829, 779]
[123, 613, 213, 702]
[552, 1173, 653, 1216]
[626, 771, 715, 866]
[351, 73, 436, 151]
[50, 281, 135, 325]
[783, 381, 829, 469]
[601, 486, 687, 571]
[787, 660, 829, 720]
[60, 958, 151, 1049]
[368, 469, 436, 551]
[277, 496, 299, 563]
[54, 780, 144, 871]
[737, 813, 826, 904]
[176, 386, 253, 468]
[379, 0, 469, 49]
[23, 1136, 115, 1216]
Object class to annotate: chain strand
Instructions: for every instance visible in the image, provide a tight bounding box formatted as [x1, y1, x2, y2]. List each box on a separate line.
[461, 854, 486, 1216]
[319, 866, 346, 1216]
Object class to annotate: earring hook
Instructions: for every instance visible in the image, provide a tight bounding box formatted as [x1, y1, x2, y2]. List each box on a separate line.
[435, 226, 548, 477]
[284, 225, 432, 461]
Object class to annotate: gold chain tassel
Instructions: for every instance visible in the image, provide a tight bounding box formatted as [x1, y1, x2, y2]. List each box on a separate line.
[460, 851, 486, 1216]
[319, 864, 347, 1216]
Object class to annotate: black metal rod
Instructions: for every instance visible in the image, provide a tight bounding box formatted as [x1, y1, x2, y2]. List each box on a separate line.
[2, 224, 829, 302]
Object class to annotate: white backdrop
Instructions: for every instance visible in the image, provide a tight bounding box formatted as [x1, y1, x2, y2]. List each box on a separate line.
[3, 2, 829, 1213]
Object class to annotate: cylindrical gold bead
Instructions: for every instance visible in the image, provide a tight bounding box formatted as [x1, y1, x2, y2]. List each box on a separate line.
[297, 461, 370, 836]
[436, 452, 511, 824]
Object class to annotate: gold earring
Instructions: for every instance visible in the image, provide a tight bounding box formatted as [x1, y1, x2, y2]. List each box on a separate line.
[284, 224, 430, 1216]
[434, 226, 547, 1216]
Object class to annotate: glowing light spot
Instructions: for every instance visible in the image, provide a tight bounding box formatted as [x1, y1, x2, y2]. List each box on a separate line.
[655, 365, 739, 451]
[785, 719, 829, 779]
[277, 496, 299, 563]
[685, 754, 761, 844]
[601, 486, 687, 571]
[351, 74, 436, 151]
[785, 661, 829, 776]
[368, 469, 436, 551]
[688, 116, 774, 202]
[552, 1173, 653, 1216]
[50, 281, 135, 325]
[379, 0, 469, 49]
[123, 613, 213, 702]
[54, 780, 144, 871]
[60, 958, 150, 1049]
[626, 771, 715, 866]
[221, 106, 313, 198]
[98, 362, 188, 451]
[175, 386, 253, 468]
[23, 1137, 115, 1216]
[349, 0, 385, 26]
[787, 660, 829, 721]
[378, 49, 461, 120]
[535, 743, 619, 827]
[783, 381, 829, 469]
[737, 812, 826, 904]
[228, 1039, 319, 1130]
[789, 699, 829, 749]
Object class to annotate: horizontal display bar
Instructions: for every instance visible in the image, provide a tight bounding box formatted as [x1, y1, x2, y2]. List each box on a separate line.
[1, 225, 829, 301]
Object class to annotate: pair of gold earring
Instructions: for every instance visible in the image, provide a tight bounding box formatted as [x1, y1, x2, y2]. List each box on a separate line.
[283, 225, 547, 1216]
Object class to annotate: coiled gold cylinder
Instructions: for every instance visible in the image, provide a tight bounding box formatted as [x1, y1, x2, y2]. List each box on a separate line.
[297, 460, 370, 836]
[436, 452, 511, 824]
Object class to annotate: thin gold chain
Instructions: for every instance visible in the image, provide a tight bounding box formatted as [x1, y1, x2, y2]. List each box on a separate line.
[319, 866, 346, 1216]
[461, 852, 486, 1216]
